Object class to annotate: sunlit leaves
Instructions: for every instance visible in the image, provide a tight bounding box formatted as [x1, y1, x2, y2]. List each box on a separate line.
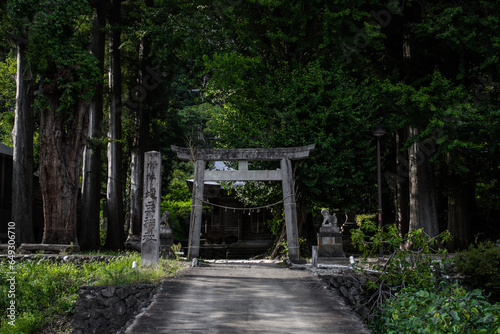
[378, 284, 500, 333]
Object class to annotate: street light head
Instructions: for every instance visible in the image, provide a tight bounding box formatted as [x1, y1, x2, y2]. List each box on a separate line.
[373, 127, 387, 138]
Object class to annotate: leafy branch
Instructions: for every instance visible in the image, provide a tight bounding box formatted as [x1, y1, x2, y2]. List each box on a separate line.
[351, 219, 453, 316]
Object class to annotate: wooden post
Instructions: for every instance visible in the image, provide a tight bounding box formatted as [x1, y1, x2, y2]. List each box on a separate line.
[141, 151, 162, 267]
[281, 158, 300, 262]
[188, 159, 205, 259]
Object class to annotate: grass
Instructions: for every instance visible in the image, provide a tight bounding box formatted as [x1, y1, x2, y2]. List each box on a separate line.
[0, 252, 183, 334]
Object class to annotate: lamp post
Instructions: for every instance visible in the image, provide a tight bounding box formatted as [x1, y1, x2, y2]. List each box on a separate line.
[373, 127, 386, 257]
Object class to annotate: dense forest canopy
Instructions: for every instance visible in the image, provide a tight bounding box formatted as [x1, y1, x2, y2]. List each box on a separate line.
[0, 0, 499, 251]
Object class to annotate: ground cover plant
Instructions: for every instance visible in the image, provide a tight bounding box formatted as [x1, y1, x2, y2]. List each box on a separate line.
[0, 252, 182, 334]
[454, 241, 500, 303]
[351, 220, 500, 333]
[377, 284, 500, 334]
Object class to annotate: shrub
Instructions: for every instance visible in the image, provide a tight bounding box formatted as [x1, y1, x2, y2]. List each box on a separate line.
[455, 241, 500, 302]
[375, 283, 500, 333]
[351, 219, 452, 290]
[351, 219, 452, 317]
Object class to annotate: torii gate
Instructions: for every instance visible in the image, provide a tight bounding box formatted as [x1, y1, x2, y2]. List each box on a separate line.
[171, 144, 315, 263]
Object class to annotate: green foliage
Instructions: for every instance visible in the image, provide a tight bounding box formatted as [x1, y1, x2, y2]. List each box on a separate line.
[276, 238, 288, 258]
[95, 254, 179, 285]
[265, 209, 284, 237]
[161, 200, 190, 240]
[230, 180, 282, 207]
[350, 220, 500, 333]
[0, 253, 182, 333]
[0, 54, 16, 108]
[351, 219, 452, 304]
[160, 160, 214, 242]
[203, 52, 262, 93]
[183, 0, 500, 239]
[298, 237, 308, 257]
[10, 0, 99, 99]
[476, 180, 500, 212]
[375, 284, 500, 334]
[171, 242, 183, 260]
[0, 54, 16, 144]
[205, 60, 381, 212]
[455, 241, 500, 302]
[0, 260, 79, 333]
[0, 110, 14, 146]
[177, 103, 221, 147]
[160, 162, 193, 241]
[0, 0, 498, 260]
[355, 213, 377, 227]
[163, 162, 193, 202]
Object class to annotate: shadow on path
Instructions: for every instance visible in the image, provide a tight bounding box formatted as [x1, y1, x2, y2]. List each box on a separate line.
[123, 262, 373, 334]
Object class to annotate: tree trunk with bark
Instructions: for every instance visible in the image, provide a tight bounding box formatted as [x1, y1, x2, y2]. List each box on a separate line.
[40, 94, 89, 245]
[127, 6, 153, 240]
[105, 0, 125, 249]
[408, 127, 439, 241]
[447, 185, 473, 250]
[12, 44, 35, 245]
[79, 0, 106, 250]
[447, 155, 474, 250]
[395, 127, 409, 238]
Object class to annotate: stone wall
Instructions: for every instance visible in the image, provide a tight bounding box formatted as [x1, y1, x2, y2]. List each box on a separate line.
[321, 273, 379, 318]
[71, 284, 157, 334]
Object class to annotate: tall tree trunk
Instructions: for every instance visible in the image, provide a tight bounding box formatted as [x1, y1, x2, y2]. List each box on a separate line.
[12, 44, 34, 245]
[40, 96, 89, 245]
[128, 1, 153, 240]
[447, 185, 473, 250]
[447, 155, 473, 250]
[106, 0, 125, 249]
[395, 127, 409, 238]
[79, 0, 106, 250]
[400, 8, 437, 243]
[408, 127, 439, 241]
[128, 138, 146, 238]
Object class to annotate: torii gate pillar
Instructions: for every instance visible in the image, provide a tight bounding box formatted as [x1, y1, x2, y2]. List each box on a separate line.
[281, 157, 299, 261]
[171, 144, 315, 263]
[189, 159, 205, 261]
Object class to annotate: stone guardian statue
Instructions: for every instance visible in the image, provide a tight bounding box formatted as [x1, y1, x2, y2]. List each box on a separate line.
[321, 209, 338, 227]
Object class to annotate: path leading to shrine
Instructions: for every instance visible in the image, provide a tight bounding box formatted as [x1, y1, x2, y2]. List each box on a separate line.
[123, 261, 373, 333]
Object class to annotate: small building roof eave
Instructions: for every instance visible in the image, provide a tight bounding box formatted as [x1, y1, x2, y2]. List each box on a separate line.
[0, 142, 13, 156]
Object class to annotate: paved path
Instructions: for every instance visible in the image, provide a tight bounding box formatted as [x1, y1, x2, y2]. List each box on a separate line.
[124, 262, 373, 333]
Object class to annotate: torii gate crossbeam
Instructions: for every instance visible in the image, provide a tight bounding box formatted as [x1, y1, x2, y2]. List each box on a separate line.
[171, 144, 315, 263]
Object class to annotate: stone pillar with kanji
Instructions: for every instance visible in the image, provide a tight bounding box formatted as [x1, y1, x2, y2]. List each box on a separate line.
[141, 151, 162, 267]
